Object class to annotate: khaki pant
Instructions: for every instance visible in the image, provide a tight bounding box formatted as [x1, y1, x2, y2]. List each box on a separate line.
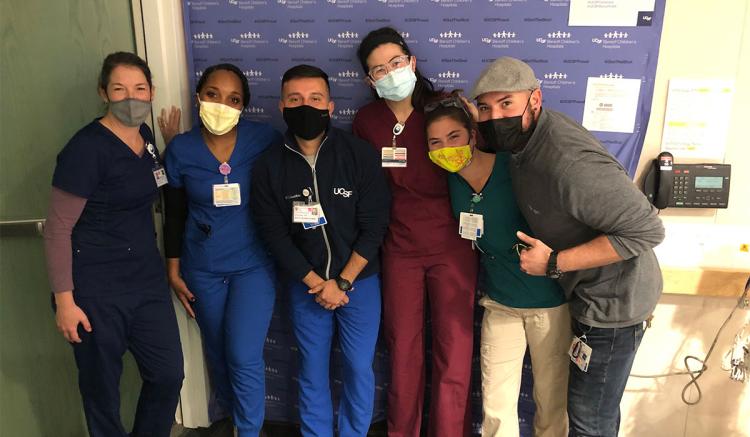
[479, 297, 571, 437]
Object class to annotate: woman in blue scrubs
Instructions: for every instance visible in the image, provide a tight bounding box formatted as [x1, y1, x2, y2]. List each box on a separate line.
[43, 52, 183, 437]
[162, 64, 281, 437]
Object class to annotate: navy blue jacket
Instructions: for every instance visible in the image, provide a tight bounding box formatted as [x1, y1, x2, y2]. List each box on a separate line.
[251, 127, 390, 282]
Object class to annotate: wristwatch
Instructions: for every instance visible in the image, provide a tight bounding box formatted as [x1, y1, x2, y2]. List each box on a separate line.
[546, 251, 564, 279]
[335, 276, 353, 292]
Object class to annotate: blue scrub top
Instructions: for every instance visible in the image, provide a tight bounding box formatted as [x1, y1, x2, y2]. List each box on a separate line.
[164, 118, 281, 274]
[52, 120, 166, 297]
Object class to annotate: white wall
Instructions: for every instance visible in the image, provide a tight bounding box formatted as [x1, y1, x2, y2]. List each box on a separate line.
[622, 1, 750, 435]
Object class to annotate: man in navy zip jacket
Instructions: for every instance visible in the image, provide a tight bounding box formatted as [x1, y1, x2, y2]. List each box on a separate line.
[251, 64, 390, 437]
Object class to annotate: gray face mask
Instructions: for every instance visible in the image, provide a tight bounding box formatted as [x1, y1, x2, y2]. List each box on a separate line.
[109, 98, 152, 127]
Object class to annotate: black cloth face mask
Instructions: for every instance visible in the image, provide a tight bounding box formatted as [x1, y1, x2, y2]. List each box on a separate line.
[477, 96, 537, 153]
[283, 105, 330, 141]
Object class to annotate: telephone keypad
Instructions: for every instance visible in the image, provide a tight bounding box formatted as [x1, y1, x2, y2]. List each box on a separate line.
[666, 165, 730, 209]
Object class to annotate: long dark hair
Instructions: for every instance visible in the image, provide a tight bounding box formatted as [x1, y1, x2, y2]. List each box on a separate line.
[356, 27, 442, 111]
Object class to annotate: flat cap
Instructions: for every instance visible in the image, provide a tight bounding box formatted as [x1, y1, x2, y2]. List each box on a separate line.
[470, 57, 539, 99]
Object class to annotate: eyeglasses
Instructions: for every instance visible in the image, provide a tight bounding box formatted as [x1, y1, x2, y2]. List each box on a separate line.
[424, 95, 470, 118]
[368, 55, 411, 81]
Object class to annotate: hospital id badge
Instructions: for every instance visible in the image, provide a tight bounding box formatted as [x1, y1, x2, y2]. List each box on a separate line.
[153, 166, 168, 187]
[568, 336, 592, 372]
[293, 201, 321, 223]
[302, 214, 328, 230]
[381, 147, 407, 167]
[213, 183, 241, 207]
[459, 212, 484, 241]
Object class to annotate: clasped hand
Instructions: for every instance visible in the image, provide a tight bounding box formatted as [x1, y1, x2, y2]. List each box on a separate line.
[308, 279, 349, 310]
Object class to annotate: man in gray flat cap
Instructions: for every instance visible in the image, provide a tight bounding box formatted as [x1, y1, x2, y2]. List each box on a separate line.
[468, 56, 664, 437]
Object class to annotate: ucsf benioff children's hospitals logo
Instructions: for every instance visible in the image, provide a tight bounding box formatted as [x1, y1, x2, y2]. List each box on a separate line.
[278, 31, 317, 48]
[230, 31, 269, 48]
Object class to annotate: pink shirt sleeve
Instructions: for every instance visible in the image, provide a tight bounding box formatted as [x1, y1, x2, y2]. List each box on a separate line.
[43, 187, 87, 293]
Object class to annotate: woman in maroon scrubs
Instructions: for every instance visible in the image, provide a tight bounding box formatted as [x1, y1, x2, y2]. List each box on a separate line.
[352, 27, 478, 437]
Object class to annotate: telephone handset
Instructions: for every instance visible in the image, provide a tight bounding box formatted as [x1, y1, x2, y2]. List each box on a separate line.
[643, 152, 731, 209]
[643, 151, 674, 209]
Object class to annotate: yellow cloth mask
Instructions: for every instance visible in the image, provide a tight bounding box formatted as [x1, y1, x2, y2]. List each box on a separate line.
[428, 145, 473, 173]
[199, 99, 242, 135]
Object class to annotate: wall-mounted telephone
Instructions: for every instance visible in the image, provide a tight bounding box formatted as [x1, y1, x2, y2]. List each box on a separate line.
[643, 151, 731, 209]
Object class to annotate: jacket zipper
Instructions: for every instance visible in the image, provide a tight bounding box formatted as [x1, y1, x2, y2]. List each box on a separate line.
[284, 138, 333, 280]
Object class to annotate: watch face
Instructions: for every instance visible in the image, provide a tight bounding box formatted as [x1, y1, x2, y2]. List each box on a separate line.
[547, 269, 563, 279]
[336, 277, 352, 291]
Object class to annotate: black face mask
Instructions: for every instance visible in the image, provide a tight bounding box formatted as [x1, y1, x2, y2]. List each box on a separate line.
[477, 97, 537, 153]
[283, 105, 330, 141]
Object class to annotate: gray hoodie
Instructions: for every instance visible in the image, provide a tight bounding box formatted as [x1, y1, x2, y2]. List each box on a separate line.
[510, 108, 664, 328]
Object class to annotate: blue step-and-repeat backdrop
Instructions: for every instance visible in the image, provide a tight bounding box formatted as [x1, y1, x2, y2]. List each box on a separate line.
[180, 0, 665, 434]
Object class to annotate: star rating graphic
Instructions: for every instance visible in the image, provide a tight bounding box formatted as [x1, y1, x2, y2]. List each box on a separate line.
[240, 32, 261, 39]
[193, 32, 214, 40]
[543, 72, 568, 79]
[438, 71, 460, 79]
[244, 70, 263, 77]
[245, 107, 265, 114]
[288, 32, 310, 39]
[439, 31, 462, 39]
[546, 31, 571, 39]
[604, 31, 629, 39]
[339, 108, 357, 116]
[195, 70, 204, 78]
[337, 31, 359, 39]
[338, 70, 359, 78]
[400, 32, 410, 39]
[493, 31, 517, 38]
[599, 73, 624, 79]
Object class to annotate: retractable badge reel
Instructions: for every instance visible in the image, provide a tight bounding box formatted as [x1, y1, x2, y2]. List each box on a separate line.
[146, 143, 168, 187]
[293, 187, 327, 229]
[381, 122, 407, 167]
[213, 162, 241, 207]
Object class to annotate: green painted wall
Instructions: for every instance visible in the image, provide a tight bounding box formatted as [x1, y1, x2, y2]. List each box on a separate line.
[0, 1, 142, 436]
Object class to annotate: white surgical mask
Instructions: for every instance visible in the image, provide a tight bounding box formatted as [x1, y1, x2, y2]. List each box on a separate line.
[198, 99, 241, 135]
[374, 66, 417, 102]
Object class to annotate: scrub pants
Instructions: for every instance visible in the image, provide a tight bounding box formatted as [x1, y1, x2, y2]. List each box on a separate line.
[381, 248, 478, 437]
[288, 274, 382, 437]
[71, 290, 184, 437]
[182, 264, 276, 437]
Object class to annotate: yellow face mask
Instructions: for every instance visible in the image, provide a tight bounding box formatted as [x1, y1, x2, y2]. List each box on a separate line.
[428, 145, 473, 173]
[198, 99, 242, 136]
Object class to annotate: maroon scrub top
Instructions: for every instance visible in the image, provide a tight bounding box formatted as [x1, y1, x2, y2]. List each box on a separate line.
[353, 99, 464, 257]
